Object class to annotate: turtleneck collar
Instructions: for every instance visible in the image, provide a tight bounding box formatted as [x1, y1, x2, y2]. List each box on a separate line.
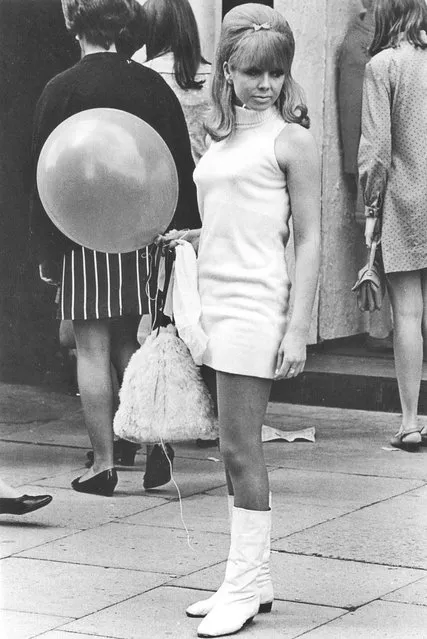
[234, 105, 276, 128]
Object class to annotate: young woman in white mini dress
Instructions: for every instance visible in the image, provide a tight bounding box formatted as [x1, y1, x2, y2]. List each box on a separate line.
[162, 5, 321, 637]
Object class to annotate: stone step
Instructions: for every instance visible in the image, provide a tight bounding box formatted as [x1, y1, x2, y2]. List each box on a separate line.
[271, 346, 427, 414]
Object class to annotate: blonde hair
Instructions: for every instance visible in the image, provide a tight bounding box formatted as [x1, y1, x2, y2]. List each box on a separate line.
[206, 3, 309, 141]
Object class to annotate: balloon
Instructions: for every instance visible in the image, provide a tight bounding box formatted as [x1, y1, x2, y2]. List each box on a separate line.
[37, 108, 178, 253]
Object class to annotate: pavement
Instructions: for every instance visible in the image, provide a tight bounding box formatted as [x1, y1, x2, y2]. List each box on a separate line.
[0, 382, 426, 639]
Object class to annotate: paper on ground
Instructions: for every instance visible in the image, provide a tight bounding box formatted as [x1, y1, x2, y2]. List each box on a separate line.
[262, 424, 315, 443]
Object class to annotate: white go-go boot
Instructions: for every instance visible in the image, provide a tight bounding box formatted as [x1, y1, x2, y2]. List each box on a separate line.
[195, 506, 271, 638]
[186, 495, 273, 620]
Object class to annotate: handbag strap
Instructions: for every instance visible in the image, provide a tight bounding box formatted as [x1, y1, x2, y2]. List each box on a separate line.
[368, 240, 377, 270]
[156, 247, 175, 332]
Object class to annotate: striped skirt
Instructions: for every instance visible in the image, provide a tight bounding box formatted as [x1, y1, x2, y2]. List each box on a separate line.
[58, 245, 162, 321]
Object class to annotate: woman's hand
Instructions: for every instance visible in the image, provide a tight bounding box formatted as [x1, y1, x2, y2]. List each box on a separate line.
[156, 228, 201, 253]
[365, 217, 379, 248]
[39, 260, 60, 286]
[274, 330, 307, 380]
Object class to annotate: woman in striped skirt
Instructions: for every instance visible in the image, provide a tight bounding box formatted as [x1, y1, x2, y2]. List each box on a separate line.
[30, 0, 200, 496]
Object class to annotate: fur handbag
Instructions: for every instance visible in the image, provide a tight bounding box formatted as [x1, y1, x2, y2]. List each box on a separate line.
[113, 324, 218, 444]
[113, 248, 218, 444]
[352, 240, 385, 311]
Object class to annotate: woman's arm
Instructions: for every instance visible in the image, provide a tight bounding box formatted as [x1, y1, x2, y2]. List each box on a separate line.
[29, 80, 70, 266]
[274, 123, 321, 379]
[358, 58, 392, 247]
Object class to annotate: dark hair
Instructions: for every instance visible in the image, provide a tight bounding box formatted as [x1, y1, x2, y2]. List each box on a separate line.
[142, 0, 207, 90]
[370, 0, 427, 56]
[61, 0, 143, 51]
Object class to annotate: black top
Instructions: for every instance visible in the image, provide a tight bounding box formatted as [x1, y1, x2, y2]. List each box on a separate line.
[30, 52, 200, 263]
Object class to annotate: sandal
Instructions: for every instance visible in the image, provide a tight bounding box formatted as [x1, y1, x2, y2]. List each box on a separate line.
[390, 428, 422, 452]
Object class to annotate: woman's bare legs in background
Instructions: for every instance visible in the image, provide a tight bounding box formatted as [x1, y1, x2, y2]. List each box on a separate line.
[387, 269, 427, 444]
[73, 316, 141, 481]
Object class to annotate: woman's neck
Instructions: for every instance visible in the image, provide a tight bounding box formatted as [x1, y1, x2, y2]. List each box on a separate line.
[78, 37, 117, 57]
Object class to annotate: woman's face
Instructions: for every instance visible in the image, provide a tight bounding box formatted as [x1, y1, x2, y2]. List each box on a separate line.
[225, 63, 285, 111]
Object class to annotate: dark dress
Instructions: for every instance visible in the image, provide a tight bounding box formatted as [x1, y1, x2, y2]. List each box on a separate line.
[30, 52, 200, 320]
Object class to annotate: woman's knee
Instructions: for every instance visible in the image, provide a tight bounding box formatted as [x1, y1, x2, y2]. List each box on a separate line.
[73, 320, 111, 358]
[221, 440, 260, 476]
[388, 272, 423, 323]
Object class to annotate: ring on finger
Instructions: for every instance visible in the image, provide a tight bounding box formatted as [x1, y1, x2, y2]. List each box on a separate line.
[289, 368, 296, 375]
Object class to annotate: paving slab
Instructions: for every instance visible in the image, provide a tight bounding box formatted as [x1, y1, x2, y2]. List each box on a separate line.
[207, 468, 423, 511]
[110, 456, 227, 499]
[121, 493, 346, 539]
[275, 486, 427, 569]
[301, 600, 427, 638]
[62, 586, 343, 639]
[34, 456, 226, 498]
[0, 384, 80, 422]
[176, 551, 425, 609]
[0, 442, 84, 487]
[0, 609, 73, 639]
[10, 485, 167, 529]
[260, 405, 427, 481]
[0, 522, 78, 559]
[3, 388, 427, 638]
[266, 443, 427, 482]
[382, 576, 427, 607]
[1, 415, 89, 449]
[17, 521, 230, 575]
[39, 633, 113, 639]
[122, 494, 230, 534]
[0, 557, 169, 618]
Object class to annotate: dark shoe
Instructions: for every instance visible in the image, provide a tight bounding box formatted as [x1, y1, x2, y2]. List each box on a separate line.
[72, 468, 118, 496]
[390, 429, 421, 452]
[86, 439, 140, 468]
[143, 444, 174, 490]
[196, 438, 219, 449]
[366, 333, 393, 352]
[0, 494, 52, 515]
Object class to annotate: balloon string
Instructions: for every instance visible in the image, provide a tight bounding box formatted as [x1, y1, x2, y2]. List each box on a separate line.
[159, 436, 195, 552]
[145, 246, 161, 302]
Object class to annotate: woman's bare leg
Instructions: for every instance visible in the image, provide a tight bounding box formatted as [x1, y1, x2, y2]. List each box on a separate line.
[110, 316, 140, 383]
[110, 316, 141, 461]
[420, 269, 427, 436]
[202, 366, 234, 496]
[217, 372, 271, 511]
[73, 319, 113, 479]
[387, 270, 423, 431]
[421, 269, 427, 360]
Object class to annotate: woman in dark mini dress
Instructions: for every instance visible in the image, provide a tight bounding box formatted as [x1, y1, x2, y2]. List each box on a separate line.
[30, 0, 199, 495]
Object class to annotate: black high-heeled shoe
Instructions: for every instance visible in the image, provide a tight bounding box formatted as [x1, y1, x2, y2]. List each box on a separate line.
[0, 494, 52, 515]
[71, 468, 118, 496]
[143, 443, 174, 489]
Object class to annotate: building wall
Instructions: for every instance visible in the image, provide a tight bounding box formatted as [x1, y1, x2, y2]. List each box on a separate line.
[319, 0, 366, 339]
[193, 0, 368, 342]
[189, 1, 221, 62]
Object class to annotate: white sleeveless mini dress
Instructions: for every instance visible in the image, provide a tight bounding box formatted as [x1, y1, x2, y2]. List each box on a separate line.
[194, 106, 291, 379]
